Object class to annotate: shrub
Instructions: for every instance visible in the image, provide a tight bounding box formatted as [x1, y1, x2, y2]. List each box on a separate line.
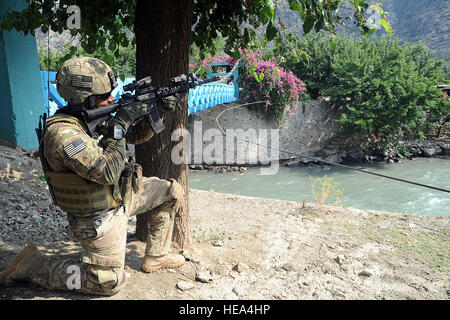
[238, 48, 306, 123]
[276, 33, 449, 147]
[190, 48, 307, 124]
[309, 175, 344, 206]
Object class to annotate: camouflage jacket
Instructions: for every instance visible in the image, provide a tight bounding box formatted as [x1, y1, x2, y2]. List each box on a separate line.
[43, 102, 155, 185]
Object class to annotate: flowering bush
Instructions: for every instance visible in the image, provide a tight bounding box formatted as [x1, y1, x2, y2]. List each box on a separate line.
[238, 48, 306, 123]
[189, 55, 234, 78]
[190, 49, 306, 123]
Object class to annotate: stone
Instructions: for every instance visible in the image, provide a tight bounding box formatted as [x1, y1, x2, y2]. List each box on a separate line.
[181, 247, 203, 263]
[15, 203, 26, 211]
[176, 281, 195, 291]
[335, 255, 346, 265]
[328, 288, 346, 299]
[233, 262, 250, 273]
[281, 262, 296, 272]
[359, 270, 373, 277]
[195, 270, 213, 283]
[232, 286, 245, 297]
[422, 148, 436, 157]
[324, 154, 343, 164]
[359, 266, 378, 277]
[211, 240, 224, 247]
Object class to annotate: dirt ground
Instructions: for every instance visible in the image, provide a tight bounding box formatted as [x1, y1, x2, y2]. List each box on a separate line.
[0, 144, 448, 300]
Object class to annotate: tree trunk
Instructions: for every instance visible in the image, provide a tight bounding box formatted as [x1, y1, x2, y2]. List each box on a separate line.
[134, 0, 193, 250]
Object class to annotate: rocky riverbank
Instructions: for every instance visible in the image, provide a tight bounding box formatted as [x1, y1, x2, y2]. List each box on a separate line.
[0, 144, 448, 300]
[189, 138, 450, 172]
[283, 137, 450, 168]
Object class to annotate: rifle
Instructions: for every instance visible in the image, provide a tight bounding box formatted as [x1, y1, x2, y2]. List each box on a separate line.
[80, 73, 220, 136]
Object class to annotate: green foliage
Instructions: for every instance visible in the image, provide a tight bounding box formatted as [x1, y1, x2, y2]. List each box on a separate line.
[428, 97, 450, 137]
[309, 175, 344, 206]
[190, 35, 227, 64]
[0, 0, 135, 65]
[38, 41, 136, 79]
[38, 46, 65, 71]
[189, 46, 306, 123]
[276, 33, 449, 147]
[397, 144, 412, 158]
[0, 0, 390, 69]
[238, 47, 306, 123]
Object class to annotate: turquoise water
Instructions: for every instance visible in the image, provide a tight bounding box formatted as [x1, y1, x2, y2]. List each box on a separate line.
[188, 157, 450, 217]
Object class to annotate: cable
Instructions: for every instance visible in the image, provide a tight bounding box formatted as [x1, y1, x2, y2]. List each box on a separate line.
[213, 102, 450, 194]
[47, 28, 50, 116]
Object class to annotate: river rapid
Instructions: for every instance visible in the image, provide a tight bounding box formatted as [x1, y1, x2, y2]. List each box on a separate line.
[189, 157, 450, 217]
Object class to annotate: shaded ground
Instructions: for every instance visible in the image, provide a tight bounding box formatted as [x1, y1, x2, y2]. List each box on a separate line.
[0, 145, 448, 300]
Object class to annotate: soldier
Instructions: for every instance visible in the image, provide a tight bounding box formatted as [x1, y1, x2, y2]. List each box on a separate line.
[0, 57, 186, 296]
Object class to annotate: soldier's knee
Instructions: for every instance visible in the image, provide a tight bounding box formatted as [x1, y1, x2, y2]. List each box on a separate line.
[168, 179, 183, 200]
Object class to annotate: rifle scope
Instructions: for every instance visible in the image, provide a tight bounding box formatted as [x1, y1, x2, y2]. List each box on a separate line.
[123, 76, 152, 92]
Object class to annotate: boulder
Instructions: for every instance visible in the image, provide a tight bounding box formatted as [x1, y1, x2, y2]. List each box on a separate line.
[422, 147, 436, 157]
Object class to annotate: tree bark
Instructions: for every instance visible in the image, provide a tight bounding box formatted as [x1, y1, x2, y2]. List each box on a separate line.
[134, 0, 193, 250]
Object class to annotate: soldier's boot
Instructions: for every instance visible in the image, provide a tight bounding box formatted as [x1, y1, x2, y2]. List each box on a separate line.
[0, 245, 43, 286]
[140, 253, 185, 273]
[140, 199, 185, 273]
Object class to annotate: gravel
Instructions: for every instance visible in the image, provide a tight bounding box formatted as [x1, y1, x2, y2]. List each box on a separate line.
[0, 145, 137, 246]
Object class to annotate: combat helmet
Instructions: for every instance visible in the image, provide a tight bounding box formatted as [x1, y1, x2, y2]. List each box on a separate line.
[56, 56, 118, 109]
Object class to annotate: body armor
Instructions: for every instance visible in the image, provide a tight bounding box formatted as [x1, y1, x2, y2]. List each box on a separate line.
[37, 114, 140, 215]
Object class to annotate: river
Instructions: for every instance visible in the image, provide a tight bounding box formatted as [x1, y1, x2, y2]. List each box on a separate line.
[188, 157, 450, 217]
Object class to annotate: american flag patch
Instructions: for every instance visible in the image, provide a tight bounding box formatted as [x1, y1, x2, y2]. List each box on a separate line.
[64, 138, 87, 158]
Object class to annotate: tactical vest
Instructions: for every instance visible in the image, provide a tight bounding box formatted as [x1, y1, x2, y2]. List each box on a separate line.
[37, 114, 129, 215]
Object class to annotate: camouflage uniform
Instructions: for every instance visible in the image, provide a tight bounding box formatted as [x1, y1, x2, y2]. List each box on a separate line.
[25, 112, 180, 296]
[1, 57, 183, 296]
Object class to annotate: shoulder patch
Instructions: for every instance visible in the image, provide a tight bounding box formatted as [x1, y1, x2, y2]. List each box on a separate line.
[64, 138, 87, 158]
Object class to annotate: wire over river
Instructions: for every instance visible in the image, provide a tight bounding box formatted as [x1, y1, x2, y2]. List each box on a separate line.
[212, 101, 450, 194]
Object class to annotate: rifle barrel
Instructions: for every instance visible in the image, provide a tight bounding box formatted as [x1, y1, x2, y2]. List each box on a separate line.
[84, 75, 220, 121]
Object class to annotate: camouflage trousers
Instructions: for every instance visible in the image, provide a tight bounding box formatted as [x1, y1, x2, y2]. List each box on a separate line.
[26, 176, 178, 296]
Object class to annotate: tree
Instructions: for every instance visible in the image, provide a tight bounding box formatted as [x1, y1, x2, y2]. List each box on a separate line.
[0, 0, 390, 249]
[276, 33, 448, 148]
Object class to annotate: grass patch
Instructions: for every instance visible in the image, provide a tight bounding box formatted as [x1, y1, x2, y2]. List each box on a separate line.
[357, 224, 448, 270]
[328, 220, 449, 271]
[195, 227, 224, 243]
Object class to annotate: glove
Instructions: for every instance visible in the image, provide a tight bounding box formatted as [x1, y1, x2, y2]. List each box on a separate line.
[158, 94, 181, 116]
[99, 135, 126, 151]
[108, 102, 148, 139]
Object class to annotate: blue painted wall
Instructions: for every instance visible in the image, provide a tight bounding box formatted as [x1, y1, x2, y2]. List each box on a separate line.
[0, 0, 45, 150]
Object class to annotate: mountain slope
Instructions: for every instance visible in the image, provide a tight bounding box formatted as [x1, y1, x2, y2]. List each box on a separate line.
[275, 0, 449, 61]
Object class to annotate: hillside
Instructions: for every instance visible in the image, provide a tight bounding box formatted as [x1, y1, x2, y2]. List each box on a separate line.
[275, 0, 449, 61]
[384, 0, 449, 61]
